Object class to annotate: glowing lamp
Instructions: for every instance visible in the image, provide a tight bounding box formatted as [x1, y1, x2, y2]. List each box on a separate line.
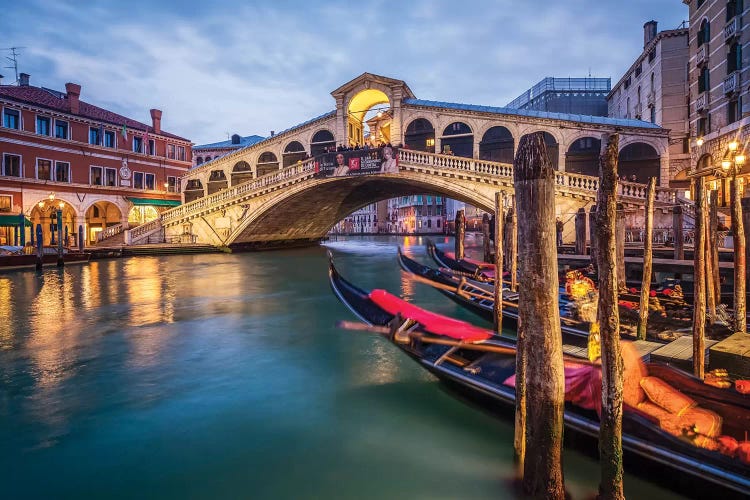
[735, 154, 746, 166]
[696, 137, 704, 147]
[722, 159, 733, 170]
[38, 201, 44, 208]
[59, 201, 65, 208]
[684, 190, 691, 199]
[48, 192, 55, 201]
[729, 140, 739, 151]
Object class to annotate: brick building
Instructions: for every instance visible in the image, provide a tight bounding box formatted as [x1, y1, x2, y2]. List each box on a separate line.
[0, 74, 191, 246]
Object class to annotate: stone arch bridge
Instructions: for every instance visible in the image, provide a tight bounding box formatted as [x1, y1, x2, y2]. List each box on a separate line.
[133, 73, 687, 247]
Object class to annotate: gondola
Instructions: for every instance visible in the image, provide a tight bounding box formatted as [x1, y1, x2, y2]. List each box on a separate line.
[328, 255, 750, 497]
[423, 241, 734, 341]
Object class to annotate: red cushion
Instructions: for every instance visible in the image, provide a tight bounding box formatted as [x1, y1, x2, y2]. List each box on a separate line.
[369, 289, 492, 342]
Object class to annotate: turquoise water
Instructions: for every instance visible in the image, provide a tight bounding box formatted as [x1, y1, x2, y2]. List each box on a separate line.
[0, 236, 682, 499]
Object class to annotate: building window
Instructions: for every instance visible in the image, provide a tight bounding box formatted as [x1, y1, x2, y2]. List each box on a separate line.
[196, 157, 204, 165]
[133, 136, 143, 153]
[167, 176, 177, 192]
[148, 139, 155, 156]
[624, 76, 631, 89]
[55, 161, 70, 182]
[650, 106, 656, 123]
[728, 42, 742, 73]
[167, 144, 175, 159]
[698, 19, 710, 47]
[698, 116, 708, 136]
[648, 50, 655, 63]
[698, 67, 710, 93]
[105, 167, 117, 186]
[36, 159, 52, 180]
[55, 119, 68, 139]
[698, 0, 706, 7]
[727, 0, 743, 20]
[90, 166, 103, 185]
[3, 154, 21, 177]
[145, 173, 155, 190]
[89, 127, 101, 145]
[635, 64, 642, 77]
[104, 130, 116, 148]
[36, 116, 51, 136]
[3, 108, 20, 129]
[177, 146, 185, 161]
[0, 195, 11, 212]
[728, 98, 740, 124]
[133, 171, 144, 189]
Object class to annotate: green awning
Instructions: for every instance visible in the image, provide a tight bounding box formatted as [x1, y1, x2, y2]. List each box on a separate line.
[0, 215, 31, 227]
[127, 198, 181, 207]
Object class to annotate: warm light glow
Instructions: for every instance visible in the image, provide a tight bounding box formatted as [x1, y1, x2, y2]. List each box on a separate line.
[38, 201, 44, 208]
[426, 138, 435, 147]
[164, 182, 169, 189]
[729, 140, 739, 151]
[710, 180, 718, 190]
[48, 192, 55, 201]
[684, 190, 691, 200]
[347, 89, 390, 123]
[735, 154, 746, 166]
[696, 137, 704, 147]
[59, 201, 65, 208]
[722, 159, 733, 170]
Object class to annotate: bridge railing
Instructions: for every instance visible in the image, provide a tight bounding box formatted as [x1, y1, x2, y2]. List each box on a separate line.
[162, 158, 317, 224]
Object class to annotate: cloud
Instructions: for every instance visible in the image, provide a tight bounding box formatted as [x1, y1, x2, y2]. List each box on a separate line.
[2, 0, 688, 144]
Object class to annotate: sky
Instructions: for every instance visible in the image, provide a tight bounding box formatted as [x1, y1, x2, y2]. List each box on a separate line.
[1, 0, 687, 145]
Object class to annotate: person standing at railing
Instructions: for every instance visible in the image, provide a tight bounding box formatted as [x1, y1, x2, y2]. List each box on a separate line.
[556, 217, 563, 247]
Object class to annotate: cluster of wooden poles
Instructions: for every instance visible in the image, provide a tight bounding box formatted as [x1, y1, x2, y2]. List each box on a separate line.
[449, 132, 639, 499]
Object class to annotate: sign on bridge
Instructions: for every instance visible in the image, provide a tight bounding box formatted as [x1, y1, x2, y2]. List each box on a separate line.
[314, 146, 399, 178]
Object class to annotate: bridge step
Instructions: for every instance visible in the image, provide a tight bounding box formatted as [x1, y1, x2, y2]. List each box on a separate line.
[122, 244, 222, 257]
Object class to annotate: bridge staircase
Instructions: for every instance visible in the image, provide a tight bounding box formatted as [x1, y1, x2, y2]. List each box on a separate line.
[156, 150, 693, 240]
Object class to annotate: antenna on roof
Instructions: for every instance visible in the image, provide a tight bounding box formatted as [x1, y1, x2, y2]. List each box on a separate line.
[2, 47, 25, 84]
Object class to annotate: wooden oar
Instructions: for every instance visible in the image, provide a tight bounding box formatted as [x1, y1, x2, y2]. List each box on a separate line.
[406, 272, 518, 309]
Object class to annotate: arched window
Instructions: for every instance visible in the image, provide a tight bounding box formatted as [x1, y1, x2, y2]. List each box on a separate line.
[310, 130, 335, 156]
[257, 151, 279, 177]
[479, 126, 514, 163]
[728, 42, 742, 73]
[699, 67, 710, 93]
[626, 97, 631, 118]
[441, 122, 472, 136]
[698, 19, 710, 47]
[196, 157, 204, 165]
[283, 141, 307, 167]
[404, 118, 435, 152]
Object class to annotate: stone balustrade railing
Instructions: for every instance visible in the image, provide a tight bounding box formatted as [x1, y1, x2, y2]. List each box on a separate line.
[129, 218, 162, 240]
[160, 149, 688, 229]
[97, 223, 124, 242]
[162, 158, 317, 224]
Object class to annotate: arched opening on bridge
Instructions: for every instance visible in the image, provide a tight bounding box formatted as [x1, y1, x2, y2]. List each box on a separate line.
[85, 201, 122, 244]
[479, 126, 514, 163]
[256, 152, 279, 177]
[184, 179, 205, 203]
[207, 170, 229, 194]
[204, 156, 212, 162]
[404, 118, 435, 153]
[348, 88, 390, 146]
[671, 167, 691, 191]
[29, 198, 77, 246]
[310, 130, 335, 156]
[196, 157, 204, 166]
[565, 136, 601, 176]
[441, 122, 473, 157]
[231, 161, 253, 186]
[283, 141, 307, 167]
[520, 131, 559, 169]
[618, 142, 660, 184]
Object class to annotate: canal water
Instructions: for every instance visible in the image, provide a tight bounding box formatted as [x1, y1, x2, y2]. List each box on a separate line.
[0, 236, 683, 499]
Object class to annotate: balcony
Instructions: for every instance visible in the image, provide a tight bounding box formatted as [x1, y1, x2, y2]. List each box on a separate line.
[725, 17, 740, 43]
[696, 91, 709, 113]
[697, 45, 708, 67]
[724, 71, 739, 95]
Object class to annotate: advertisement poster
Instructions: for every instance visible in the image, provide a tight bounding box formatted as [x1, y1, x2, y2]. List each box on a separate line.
[314, 146, 398, 178]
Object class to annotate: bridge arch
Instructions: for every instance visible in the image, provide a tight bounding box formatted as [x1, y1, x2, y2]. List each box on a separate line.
[310, 129, 336, 156]
[565, 136, 601, 176]
[207, 169, 229, 194]
[441, 121, 473, 157]
[479, 125, 514, 163]
[257, 151, 280, 177]
[184, 178, 205, 203]
[618, 142, 660, 183]
[196, 156, 204, 166]
[404, 117, 436, 152]
[346, 88, 390, 146]
[283, 140, 307, 167]
[231, 161, 253, 186]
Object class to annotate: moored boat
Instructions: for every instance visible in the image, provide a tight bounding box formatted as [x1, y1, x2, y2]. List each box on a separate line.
[328, 255, 750, 497]
[0, 245, 90, 271]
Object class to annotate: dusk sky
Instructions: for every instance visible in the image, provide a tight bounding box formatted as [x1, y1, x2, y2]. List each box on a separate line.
[2, 0, 687, 145]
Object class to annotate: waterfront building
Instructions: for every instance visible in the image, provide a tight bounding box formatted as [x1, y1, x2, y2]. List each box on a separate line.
[507, 77, 611, 117]
[193, 133, 264, 167]
[0, 74, 190, 246]
[386, 195, 446, 234]
[683, 0, 750, 209]
[608, 21, 690, 187]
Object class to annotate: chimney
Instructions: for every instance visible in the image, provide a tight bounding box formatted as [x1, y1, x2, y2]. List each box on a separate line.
[150, 109, 162, 134]
[19, 73, 30, 86]
[65, 82, 81, 114]
[270, 130, 275, 137]
[644, 20, 658, 48]
[231, 134, 241, 145]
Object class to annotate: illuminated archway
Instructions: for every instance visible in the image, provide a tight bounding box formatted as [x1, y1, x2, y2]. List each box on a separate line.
[347, 88, 390, 146]
[128, 205, 159, 227]
[85, 201, 122, 244]
[30, 198, 78, 246]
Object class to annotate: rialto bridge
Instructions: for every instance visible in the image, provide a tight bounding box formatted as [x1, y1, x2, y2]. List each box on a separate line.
[131, 73, 687, 247]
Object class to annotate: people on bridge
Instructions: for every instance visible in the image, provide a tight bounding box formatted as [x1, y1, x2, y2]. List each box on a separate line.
[556, 217, 564, 247]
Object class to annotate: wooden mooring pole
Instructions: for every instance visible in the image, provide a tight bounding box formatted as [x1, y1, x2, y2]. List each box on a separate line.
[482, 213, 492, 263]
[693, 176, 706, 379]
[509, 200, 518, 291]
[673, 205, 684, 261]
[616, 202, 626, 292]
[637, 178, 656, 340]
[705, 191, 717, 322]
[455, 209, 465, 260]
[514, 132, 565, 498]
[575, 207, 586, 256]
[494, 193, 503, 332]
[732, 177, 746, 333]
[709, 191, 721, 303]
[597, 133, 625, 500]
